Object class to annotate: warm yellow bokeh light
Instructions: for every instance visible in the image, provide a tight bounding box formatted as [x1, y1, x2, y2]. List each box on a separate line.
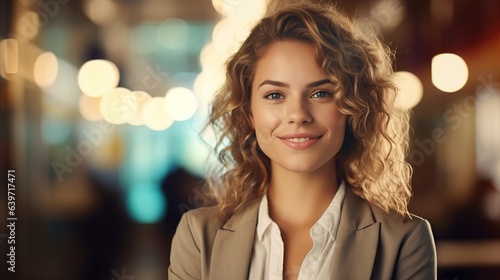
[199, 43, 227, 92]
[212, 18, 252, 58]
[142, 97, 174, 131]
[34, 52, 58, 88]
[100, 87, 137, 124]
[78, 59, 120, 97]
[199, 42, 217, 70]
[164, 87, 198, 121]
[193, 72, 223, 111]
[79, 95, 103, 121]
[0, 39, 18, 79]
[432, 53, 468, 93]
[212, 0, 241, 17]
[83, 0, 117, 26]
[128, 91, 152, 126]
[213, 0, 266, 22]
[211, 0, 266, 57]
[392, 71, 423, 110]
[475, 88, 500, 182]
[230, 0, 267, 23]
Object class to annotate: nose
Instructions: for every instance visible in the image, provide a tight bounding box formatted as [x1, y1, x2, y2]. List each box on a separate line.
[285, 96, 312, 125]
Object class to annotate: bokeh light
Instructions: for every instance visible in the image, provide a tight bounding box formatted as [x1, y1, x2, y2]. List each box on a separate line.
[198, 0, 267, 120]
[199, 42, 217, 70]
[164, 87, 198, 121]
[78, 59, 120, 97]
[432, 53, 469, 93]
[212, 18, 252, 59]
[79, 95, 103, 121]
[212, 0, 243, 17]
[0, 39, 18, 79]
[392, 71, 424, 109]
[100, 87, 138, 124]
[126, 182, 167, 224]
[213, 0, 266, 22]
[193, 72, 223, 111]
[475, 85, 500, 188]
[34, 52, 58, 88]
[208, 0, 266, 74]
[83, 0, 117, 26]
[128, 91, 152, 126]
[142, 97, 174, 131]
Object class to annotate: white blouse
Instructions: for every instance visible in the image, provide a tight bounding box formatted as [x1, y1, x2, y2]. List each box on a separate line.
[248, 183, 345, 280]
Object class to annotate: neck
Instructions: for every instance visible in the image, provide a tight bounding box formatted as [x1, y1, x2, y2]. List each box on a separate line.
[267, 160, 339, 229]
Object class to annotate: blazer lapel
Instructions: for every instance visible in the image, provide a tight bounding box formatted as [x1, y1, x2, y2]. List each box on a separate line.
[209, 200, 260, 280]
[333, 187, 380, 280]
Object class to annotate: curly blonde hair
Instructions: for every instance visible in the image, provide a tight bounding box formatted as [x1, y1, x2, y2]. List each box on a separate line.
[206, 1, 413, 221]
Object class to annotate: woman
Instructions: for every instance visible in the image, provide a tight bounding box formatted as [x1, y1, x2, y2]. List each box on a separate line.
[169, 1, 437, 279]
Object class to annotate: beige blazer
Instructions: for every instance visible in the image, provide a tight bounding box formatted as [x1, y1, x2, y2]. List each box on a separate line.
[168, 187, 437, 280]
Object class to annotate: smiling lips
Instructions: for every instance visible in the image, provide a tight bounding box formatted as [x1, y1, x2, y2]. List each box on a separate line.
[279, 134, 323, 150]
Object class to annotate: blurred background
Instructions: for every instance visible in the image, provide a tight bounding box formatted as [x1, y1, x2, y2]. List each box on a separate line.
[0, 0, 499, 279]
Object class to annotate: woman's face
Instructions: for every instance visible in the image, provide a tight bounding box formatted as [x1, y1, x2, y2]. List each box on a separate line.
[250, 40, 346, 174]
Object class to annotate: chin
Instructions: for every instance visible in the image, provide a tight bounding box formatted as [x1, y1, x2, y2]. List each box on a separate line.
[272, 155, 337, 175]
[276, 162, 327, 174]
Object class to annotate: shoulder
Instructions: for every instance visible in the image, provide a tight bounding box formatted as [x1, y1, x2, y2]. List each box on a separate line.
[346, 186, 431, 238]
[370, 204, 437, 276]
[371, 206, 432, 238]
[177, 199, 261, 239]
[371, 206, 437, 278]
[370, 204, 436, 262]
[178, 205, 224, 239]
[182, 205, 220, 224]
[344, 186, 432, 239]
[169, 205, 224, 279]
[346, 188, 435, 248]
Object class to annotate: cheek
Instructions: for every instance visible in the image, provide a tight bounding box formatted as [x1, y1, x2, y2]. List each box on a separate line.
[252, 110, 281, 146]
[327, 110, 347, 136]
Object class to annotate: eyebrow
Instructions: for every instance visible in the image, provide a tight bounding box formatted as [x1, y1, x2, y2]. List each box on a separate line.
[258, 79, 333, 89]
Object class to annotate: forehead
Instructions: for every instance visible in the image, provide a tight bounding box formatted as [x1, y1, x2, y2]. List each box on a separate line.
[252, 41, 328, 87]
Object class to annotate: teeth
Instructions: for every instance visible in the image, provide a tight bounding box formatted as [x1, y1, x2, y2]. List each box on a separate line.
[287, 137, 310, 143]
